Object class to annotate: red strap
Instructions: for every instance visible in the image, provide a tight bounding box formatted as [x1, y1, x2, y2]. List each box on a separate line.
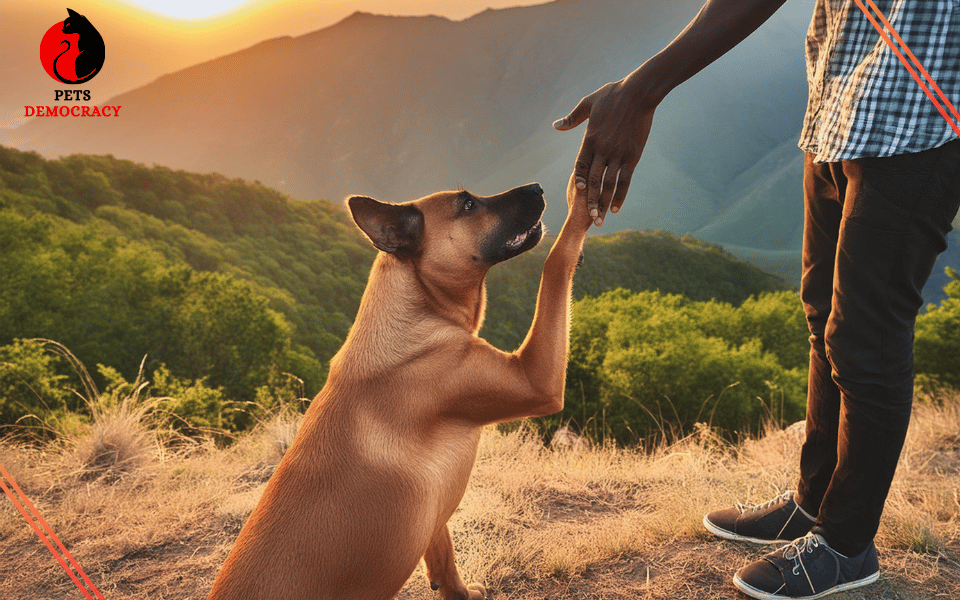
[1, 462, 106, 600]
[853, 0, 960, 138]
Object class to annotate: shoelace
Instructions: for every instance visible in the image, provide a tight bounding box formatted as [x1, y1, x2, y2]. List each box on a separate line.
[783, 534, 821, 592]
[737, 490, 793, 514]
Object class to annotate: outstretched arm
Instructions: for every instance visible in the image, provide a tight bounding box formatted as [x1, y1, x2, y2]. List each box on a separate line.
[554, 0, 789, 226]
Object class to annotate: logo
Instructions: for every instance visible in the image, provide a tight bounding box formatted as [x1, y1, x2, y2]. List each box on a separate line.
[27, 8, 119, 119]
[39, 8, 105, 84]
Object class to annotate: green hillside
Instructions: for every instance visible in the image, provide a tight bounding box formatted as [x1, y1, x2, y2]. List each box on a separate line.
[0, 146, 372, 407]
[2, 146, 958, 443]
[0, 146, 804, 439]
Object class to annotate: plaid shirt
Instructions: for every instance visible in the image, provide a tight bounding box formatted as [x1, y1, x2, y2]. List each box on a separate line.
[798, 0, 960, 163]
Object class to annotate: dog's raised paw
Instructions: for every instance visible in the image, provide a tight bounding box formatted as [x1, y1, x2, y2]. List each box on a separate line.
[467, 583, 487, 599]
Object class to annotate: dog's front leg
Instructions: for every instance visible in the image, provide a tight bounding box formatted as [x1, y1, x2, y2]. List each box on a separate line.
[449, 174, 594, 424]
[511, 173, 594, 409]
[423, 524, 487, 600]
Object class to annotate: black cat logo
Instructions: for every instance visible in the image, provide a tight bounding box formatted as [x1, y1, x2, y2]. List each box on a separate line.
[52, 9, 105, 84]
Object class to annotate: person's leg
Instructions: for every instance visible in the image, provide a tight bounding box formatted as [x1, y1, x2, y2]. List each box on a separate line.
[701, 153, 846, 545]
[813, 140, 960, 557]
[795, 153, 845, 520]
[733, 142, 960, 599]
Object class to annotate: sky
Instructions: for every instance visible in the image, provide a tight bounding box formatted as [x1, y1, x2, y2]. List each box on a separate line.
[119, 0, 550, 22]
[127, 0, 255, 19]
[1, 0, 552, 129]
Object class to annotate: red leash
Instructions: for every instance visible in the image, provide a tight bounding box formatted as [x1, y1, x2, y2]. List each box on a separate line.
[853, 0, 960, 138]
[1, 462, 106, 600]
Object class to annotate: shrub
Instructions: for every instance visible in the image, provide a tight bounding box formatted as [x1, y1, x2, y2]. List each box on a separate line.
[149, 365, 235, 435]
[550, 289, 807, 445]
[915, 267, 960, 390]
[0, 339, 72, 430]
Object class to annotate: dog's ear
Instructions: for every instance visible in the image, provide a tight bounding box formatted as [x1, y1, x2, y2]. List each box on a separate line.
[347, 195, 424, 257]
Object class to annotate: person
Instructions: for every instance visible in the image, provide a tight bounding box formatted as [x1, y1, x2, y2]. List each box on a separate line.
[553, 1, 960, 598]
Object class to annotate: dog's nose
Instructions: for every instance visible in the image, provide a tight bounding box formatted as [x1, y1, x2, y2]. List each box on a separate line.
[525, 183, 544, 196]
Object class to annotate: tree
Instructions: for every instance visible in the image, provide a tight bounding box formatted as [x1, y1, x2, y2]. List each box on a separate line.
[157, 272, 291, 417]
[555, 289, 807, 444]
[0, 339, 71, 427]
[914, 267, 960, 390]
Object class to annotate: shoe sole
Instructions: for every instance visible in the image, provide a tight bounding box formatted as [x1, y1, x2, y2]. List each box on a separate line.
[702, 515, 795, 545]
[732, 570, 880, 600]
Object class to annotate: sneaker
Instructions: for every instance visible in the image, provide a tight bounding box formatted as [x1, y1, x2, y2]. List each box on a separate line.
[733, 533, 880, 599]
[703, 491, 816, 544]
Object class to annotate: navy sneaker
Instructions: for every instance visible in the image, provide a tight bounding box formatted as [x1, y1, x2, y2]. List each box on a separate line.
[733, 533, 880, 599]
[704, 491, 816, 544]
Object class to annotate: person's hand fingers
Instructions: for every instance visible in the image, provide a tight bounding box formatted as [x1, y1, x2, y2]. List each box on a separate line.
[610, 157, 639, 214]
[553, 95, 592, 131]
[572, 139, 595, 200]
[556, 80, 654, 224]
[596, 160, 621, 225]
[586, 157, 606, 226]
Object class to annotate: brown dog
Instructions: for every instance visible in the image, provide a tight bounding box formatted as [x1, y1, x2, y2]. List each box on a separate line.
[206, 178, 592, 600]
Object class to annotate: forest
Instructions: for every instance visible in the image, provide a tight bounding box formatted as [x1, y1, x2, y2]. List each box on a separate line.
[1, 146, 957, 444]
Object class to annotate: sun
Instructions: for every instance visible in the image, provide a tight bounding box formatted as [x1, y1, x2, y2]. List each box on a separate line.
[127, 0, 252, 19]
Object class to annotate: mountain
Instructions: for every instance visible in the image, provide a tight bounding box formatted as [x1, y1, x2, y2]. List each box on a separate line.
[10, 0, 958, 302]
[11, 1, 810, 242]
[0, 0, 547, 130]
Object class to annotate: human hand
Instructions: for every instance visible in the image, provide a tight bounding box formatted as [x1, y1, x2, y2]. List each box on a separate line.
[553, 74, 657, 226]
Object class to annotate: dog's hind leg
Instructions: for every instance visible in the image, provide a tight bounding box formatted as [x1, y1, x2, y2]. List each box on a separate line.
[423, 524, 486, 600]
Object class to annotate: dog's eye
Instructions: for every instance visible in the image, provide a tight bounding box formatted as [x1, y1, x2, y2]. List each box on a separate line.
[463, 198, 477, 211]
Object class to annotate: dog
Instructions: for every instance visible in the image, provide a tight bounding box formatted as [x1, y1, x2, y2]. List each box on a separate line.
[206, 177, 592, 600]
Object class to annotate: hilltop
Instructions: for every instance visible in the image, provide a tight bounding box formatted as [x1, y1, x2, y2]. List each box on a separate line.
[0, 389, 957, 599]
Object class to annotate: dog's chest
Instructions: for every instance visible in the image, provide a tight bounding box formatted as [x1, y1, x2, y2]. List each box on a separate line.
[353, 407, 481, 503]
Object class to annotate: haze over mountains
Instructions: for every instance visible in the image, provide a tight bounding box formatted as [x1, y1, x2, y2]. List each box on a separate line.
[7, 0, 959, 296]
[1, 0, 546, 129]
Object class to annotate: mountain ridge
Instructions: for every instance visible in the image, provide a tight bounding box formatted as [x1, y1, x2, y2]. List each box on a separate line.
[9, 0, 958, 300]
[10, 0, 810, 230]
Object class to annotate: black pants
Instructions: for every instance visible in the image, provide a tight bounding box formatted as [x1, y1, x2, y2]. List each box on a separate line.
[794, 139, 960, 558]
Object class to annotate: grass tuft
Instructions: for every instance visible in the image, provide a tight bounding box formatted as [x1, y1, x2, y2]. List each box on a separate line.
[29, 341, 158, 480]
[261, 406, 303, 463]
[71, 394, 156, 480]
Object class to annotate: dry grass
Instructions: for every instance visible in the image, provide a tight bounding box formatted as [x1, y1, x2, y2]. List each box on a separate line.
[1, 393, 958, 600]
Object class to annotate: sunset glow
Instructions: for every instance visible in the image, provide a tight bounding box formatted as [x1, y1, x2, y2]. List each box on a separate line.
[126, 0, 252, 19]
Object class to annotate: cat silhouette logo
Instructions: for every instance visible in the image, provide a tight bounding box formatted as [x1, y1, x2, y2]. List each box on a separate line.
[39, 8, 105, 84]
